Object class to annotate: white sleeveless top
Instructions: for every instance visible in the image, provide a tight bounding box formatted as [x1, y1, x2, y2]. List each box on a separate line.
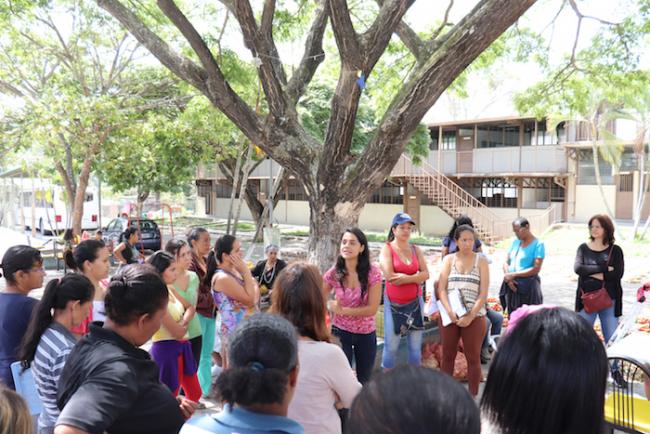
[446, 253, 486, 317]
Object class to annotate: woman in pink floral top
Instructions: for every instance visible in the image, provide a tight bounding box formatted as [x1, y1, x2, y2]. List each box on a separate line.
[324, 228, 382, 383]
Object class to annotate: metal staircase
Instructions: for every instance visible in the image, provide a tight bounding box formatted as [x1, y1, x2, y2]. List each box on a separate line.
[392, 155, 511, 244]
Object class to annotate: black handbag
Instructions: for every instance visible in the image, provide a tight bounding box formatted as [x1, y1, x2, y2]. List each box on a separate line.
[389, 298, 424, 336]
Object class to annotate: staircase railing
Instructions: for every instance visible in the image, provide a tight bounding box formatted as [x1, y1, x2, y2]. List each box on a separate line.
[393, 155, 512, 243]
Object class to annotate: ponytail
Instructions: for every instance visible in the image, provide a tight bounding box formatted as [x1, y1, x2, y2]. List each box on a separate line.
[387, 225, 397, 242]
[18, 274, 94, 367]
[64, 240, 105, 272]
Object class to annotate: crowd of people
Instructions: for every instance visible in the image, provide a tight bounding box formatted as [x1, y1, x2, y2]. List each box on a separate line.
[0, 211, 635, 434]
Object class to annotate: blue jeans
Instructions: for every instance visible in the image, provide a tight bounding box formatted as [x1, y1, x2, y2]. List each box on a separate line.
[482, 308, 503, 350]
[381, 295, 424, 369]
[578, 301, 618, 344]
[332, 326, 377, 384]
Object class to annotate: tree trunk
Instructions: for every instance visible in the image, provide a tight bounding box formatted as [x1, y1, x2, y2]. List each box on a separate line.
[136, 187, 150, 218]
[592, 141, 616, 220]
[232, 144, 254, 238]
[226, 144, 245, 235]
[308, 195, 364, 273]
[632, 154, 646, 238]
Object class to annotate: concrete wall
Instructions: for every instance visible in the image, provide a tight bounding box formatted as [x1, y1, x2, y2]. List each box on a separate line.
[574, 185, 617, 221]
[205, 198, 454, 236]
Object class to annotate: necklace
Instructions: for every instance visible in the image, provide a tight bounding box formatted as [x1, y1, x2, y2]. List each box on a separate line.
[261, 261, 277, 285]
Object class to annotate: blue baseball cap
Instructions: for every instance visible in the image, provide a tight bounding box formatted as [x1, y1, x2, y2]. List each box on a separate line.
[391, 212, 415, 226]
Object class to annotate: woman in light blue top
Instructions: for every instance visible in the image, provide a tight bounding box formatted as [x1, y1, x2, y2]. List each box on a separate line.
[500, 217, 545, 314]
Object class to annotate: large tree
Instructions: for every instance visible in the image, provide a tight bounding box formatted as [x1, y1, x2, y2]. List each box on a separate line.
[0, 1, 147, 235]
[97, 0, 537, 266]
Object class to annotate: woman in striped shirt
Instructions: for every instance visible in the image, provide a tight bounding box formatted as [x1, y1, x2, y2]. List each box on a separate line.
[437, 224, 489, 397]
[18, 274, 94, 434]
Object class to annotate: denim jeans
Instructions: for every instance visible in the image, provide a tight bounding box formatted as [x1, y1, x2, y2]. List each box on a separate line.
[482, 308, 503, 350]
[578, 299, 618, 344]
[332, 326, 377, 384]
[381, 294, 424, 369]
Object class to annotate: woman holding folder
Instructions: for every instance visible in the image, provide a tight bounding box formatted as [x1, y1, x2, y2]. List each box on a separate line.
[437, 224, 489, 396]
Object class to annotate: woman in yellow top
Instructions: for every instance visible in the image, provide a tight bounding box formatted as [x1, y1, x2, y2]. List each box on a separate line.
[147, 251, 202, 402]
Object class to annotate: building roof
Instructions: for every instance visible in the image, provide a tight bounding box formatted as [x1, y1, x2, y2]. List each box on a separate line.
[426, 115, 539, 128]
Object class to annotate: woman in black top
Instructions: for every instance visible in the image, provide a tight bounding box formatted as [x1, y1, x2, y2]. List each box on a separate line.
[55, 265, 196, 434]
[574, 214, 624, 344]
[252, 244, 287, 308]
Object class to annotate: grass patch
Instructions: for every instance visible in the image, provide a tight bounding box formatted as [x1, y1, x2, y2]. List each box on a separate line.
[282, 229, 310, 237]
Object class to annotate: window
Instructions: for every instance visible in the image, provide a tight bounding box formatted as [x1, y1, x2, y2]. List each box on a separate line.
[522, 121, 535, 146]
[370, 181, 403, 204]
[429, 128, 439, 150]
[535, 122, 558, 145]
[477, 125, 520, 148]
[84, 192, 94, 202]
[441, 130, 456, 150]
[577, 150, 613, 184]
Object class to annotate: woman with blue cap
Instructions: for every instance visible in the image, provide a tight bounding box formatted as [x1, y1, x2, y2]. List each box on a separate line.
[379, 213, 430, 369]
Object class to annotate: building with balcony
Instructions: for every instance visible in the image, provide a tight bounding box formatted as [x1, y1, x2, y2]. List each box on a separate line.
[195, 115, 649, 242]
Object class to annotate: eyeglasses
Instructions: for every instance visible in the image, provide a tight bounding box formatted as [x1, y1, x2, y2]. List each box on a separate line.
[28, 267, 46, 274]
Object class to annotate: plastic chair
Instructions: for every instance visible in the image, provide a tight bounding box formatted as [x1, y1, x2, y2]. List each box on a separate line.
[603, 356, 650, 434]
[10, 361, 43, 416]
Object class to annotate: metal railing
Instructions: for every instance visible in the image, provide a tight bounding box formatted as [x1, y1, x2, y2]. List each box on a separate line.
[394, 156, 510, 243]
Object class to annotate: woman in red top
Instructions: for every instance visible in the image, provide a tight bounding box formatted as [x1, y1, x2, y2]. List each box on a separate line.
[379, 213, 430, 369]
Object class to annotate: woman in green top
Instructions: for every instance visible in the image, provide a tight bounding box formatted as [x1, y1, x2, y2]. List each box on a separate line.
[165, 239, 203, 369]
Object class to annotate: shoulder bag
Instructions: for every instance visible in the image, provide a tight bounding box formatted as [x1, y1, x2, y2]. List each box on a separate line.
[580, 247, 613, 314]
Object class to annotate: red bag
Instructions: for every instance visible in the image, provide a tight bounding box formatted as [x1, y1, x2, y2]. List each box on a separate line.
[580, 247, 614, 314]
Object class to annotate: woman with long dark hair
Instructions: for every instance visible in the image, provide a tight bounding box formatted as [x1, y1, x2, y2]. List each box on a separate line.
[55, 265, 196, 434]
[186, 227, 216, 396]
[205, 235, 258, 367]
[18, 274, 94, 434]
[481, 307, 608, 434]
[0, 245, 44, 389]
[379, 213, 429, 369]
[180, 314, 304, 434]
[64, 240, 110, 335]
[272, 262, 361, 434]
[574, 214, 624, 344]
[147, 251, 202, 402]
[323, 228, 381, 384]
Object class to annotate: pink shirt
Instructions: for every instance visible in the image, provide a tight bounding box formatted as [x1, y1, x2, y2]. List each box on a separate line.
[324, 264, 382, 334]
[288, 340, 361, 434]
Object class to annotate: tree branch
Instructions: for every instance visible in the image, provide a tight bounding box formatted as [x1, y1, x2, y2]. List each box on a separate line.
[428, 0, 454, 44]
[156, 0, 229, 87]
[220, 0, 290, 118]
[329, 0, 362, 67]
[260, 0, 275, 38]
[0, 79, 25, 97]
[286, 0, 329, 103]
[98, 0, 267, 147]
[351, 0, 538, 193]
[97, 0, 209, 92]
[362, 0, 415, 70]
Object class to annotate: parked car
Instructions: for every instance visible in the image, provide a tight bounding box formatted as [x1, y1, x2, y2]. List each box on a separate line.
[103, 217, 162, 252]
